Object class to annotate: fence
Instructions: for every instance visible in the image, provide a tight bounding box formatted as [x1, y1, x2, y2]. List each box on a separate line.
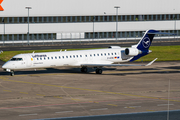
[0, 36, 180, 47]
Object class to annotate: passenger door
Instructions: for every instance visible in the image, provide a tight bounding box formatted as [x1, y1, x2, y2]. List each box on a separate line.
[26, 55, 33, 67]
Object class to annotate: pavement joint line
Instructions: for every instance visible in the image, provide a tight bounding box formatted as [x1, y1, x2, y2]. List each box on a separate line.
[90, 108, 108, 111]
[157, 104, 174, 106]
[55, 111, 73, 114]
[3, 79, 180, 103]
[19, 113, 38, 117]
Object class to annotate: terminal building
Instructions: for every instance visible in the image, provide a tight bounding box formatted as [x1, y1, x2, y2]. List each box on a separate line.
[0, 0, 180, 44]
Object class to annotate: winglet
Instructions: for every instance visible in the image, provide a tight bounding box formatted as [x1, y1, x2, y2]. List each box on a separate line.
[145, 58, 158, 66]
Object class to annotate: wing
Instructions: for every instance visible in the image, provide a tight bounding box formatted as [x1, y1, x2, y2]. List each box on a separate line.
[81, 58, 158, 67]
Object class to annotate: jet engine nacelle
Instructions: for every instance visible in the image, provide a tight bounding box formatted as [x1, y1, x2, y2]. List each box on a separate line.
[125, 48, 142, 56]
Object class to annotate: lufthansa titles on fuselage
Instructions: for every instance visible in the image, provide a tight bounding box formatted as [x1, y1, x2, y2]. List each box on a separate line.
[32, 55, 47, 58]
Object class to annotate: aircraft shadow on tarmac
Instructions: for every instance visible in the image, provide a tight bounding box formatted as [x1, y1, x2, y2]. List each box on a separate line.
[0, 66, 180, 76]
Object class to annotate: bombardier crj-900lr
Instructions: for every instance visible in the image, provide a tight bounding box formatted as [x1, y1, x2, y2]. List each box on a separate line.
[2, 30, 172, 76]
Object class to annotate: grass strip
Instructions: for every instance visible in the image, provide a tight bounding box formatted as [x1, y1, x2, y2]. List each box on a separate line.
[0, 46, 180, 62]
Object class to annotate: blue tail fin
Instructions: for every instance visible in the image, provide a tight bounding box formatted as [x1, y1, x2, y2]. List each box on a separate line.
[136, 29, 159, 51]
[130, 30, 159, 61]
[130, 29, 175, 61]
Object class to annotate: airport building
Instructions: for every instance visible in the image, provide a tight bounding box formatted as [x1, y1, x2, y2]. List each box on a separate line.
[0, 0, 180, 44]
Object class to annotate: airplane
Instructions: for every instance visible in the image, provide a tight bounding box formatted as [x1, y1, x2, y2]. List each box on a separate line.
[2, 29, 172, 76]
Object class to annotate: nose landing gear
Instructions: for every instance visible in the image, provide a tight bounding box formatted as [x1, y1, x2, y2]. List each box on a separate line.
[10, 71, 14, 76]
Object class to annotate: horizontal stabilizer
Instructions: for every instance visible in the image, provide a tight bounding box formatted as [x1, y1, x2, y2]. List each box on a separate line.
[145, 58, 158, 66]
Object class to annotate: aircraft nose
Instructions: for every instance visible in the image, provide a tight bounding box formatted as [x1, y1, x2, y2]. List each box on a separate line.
[2, 62, 12, 72]
[2, 62, 10, 69]
[2, 64, 7, 69]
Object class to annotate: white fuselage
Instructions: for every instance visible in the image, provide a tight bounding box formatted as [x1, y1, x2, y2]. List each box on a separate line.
[2, 48, 132, 71]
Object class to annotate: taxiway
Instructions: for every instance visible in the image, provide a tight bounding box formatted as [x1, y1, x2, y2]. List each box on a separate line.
[0, 61, 180, 120]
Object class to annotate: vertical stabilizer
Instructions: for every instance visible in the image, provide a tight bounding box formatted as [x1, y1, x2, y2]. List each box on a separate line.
[136, 30, 159, 51]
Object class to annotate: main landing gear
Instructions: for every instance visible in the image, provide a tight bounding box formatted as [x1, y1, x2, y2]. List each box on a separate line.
[81, 67, 103, 74]
[81, 67, 88, 73]
[95, 68, 102, 74]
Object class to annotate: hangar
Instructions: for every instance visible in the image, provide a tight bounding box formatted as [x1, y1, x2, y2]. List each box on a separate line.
[0, 0, 180, 44]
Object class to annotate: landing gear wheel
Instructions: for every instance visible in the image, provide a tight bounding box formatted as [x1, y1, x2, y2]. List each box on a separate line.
[10, 71, 14, 76]
[96, 68, 102, 74]
[81, 67, 88, 73]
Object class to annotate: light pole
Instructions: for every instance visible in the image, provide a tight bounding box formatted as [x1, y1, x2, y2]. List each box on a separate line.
[2, 18, 5, 46]
[92, 17, 95, 40]
[25, 7, 32, 45]
[174, 16, 176, 41]
[114, 6, 120, 42]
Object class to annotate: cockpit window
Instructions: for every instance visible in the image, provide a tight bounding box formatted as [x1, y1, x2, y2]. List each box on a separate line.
[10, 58, 23, 61]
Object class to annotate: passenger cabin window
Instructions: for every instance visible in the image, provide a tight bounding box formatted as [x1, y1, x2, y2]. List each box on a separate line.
[70, 55, 72, 58]
[108, 53, 110, 56]
[76, 55, 78, 58]
[73, 55, 75, 58]
[59, 56, 61, 59]
[48, 57, 50, 60]
[94, 54, 96, 56]
[104, 53, 106, 56]
[40, 58, 42, 60]
[66, 56, 68, 58]
[112, 53, 113, 55]
[37, 58, 39, 60]
[80, 55, 82, 57]
[90, 54, 92, 57]
[55, 57, 57, 59]
[51, 57, 53, 59]
[85, 55, 87, 57]
[44, 57, 46, 60]
[97, 54, 99, 56]
[101, 53, 103, 56]
[62, 56, 64, 59]
[115, 53, 117, 55]
[10, 58, 23, 61]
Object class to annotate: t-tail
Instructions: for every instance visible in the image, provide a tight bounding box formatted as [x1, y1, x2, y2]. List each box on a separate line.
[125, 29, 174, 62]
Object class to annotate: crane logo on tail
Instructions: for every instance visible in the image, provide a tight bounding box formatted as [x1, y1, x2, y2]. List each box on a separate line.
[0, 0, 4, 11]
[142, 37, 151, 48]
